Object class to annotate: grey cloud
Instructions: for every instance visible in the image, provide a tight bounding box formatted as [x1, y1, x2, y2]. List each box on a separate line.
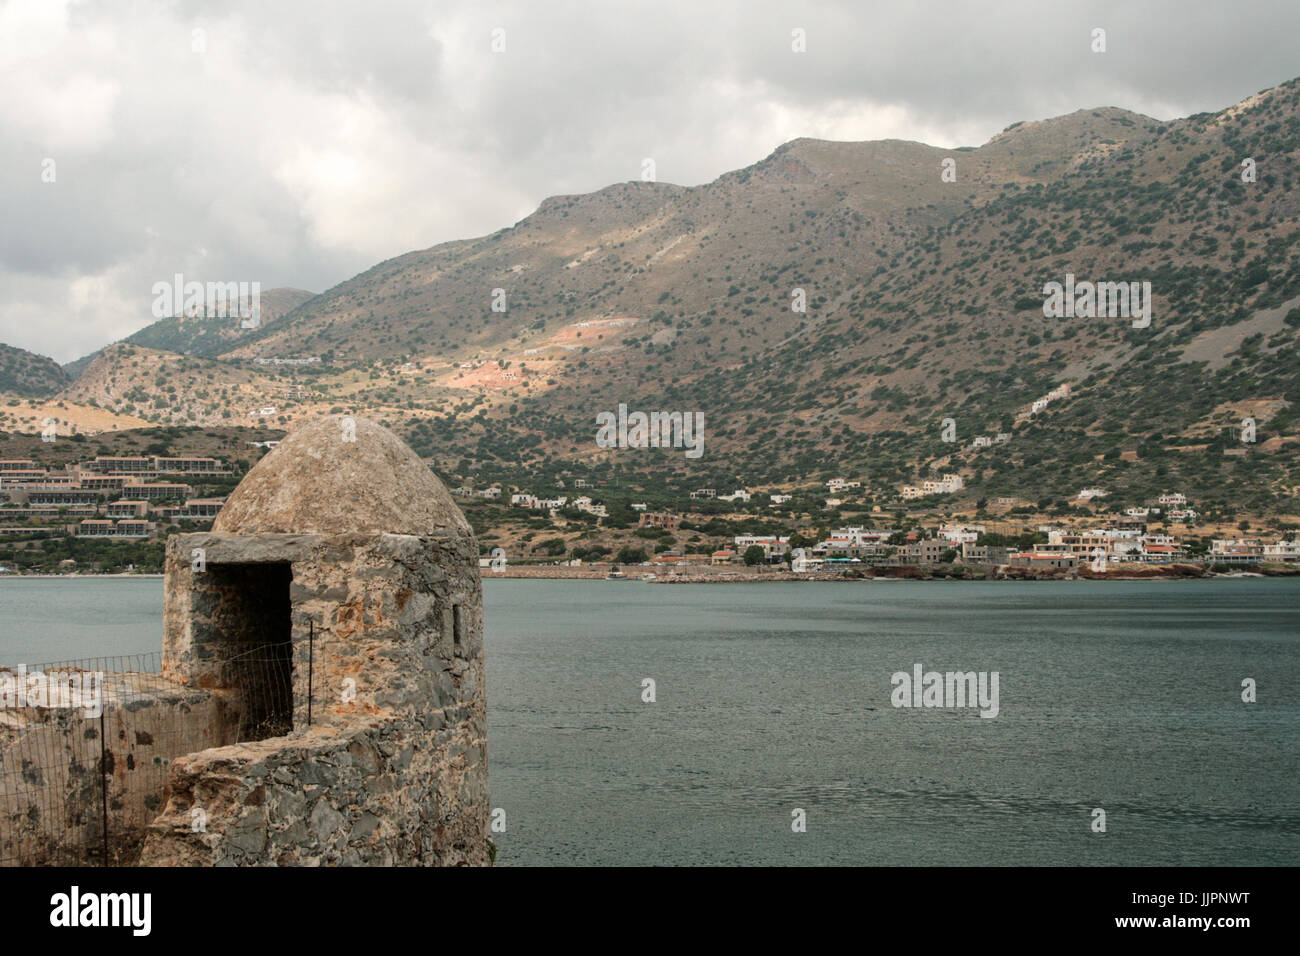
[1, 0, 1297, 362]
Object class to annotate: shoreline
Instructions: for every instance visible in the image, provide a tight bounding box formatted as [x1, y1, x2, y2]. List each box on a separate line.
[479, 564, 1299, 583]
[3, 566, 1296, 583]
[0, 573, 165, 580]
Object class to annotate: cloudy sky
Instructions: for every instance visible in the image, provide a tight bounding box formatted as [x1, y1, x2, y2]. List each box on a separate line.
[2, 0, 1298, 362]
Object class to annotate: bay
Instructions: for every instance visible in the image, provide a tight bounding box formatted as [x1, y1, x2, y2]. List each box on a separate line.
[2, 576, 1297, 865]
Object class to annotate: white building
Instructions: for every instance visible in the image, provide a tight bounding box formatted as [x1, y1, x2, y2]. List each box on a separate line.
[1157, 492, 1187, 507]
[918, 473, 964, 495]
[1027, 383, 1071, 417]
[1263, 539, 1300, 562]
[1045, 383, 1071, 402]
[821, 527, 893, 549]
[939, 524, 984, 544]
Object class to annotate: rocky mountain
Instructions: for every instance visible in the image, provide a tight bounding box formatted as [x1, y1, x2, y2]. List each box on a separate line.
[60, 287, 316, 381]
[123, 286, 316, 357]
[0, 343, 68, 396]
[20, 77, 1300, 514]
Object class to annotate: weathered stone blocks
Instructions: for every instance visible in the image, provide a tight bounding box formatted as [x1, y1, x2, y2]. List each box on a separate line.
[131, 416, 490, 866]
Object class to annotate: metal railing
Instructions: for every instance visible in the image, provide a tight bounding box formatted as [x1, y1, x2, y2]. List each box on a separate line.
[0, 644, 297, 866]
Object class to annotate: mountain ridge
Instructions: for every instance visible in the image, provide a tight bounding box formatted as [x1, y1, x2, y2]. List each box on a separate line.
[4, 77, 1299, 515]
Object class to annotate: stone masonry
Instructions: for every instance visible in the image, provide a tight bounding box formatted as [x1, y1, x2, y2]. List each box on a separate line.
[139, 416, 490, 865]
[2, 416, 490, 867]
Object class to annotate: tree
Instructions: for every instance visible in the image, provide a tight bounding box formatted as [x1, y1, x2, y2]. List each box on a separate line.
[616, 546, 648, 565]
[742, 545, 765, 566]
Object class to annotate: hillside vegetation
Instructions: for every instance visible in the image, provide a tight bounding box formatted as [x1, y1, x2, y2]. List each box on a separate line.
[7, 78, 1300, 518]
[0, 343, 68, 396]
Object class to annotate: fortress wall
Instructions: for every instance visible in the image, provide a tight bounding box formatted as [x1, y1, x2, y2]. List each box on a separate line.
[0, 676, 225, 866]
[138, 530, 488, 866]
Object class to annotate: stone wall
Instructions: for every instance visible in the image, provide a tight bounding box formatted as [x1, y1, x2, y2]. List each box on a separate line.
[137, 528, 489, 866]
[0, 674, 225, 866]
[4, 416, 490, 867]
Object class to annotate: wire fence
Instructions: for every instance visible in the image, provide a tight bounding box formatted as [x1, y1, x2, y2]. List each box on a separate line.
[0, 642, 302, 867]
[222, 641, 295, 743]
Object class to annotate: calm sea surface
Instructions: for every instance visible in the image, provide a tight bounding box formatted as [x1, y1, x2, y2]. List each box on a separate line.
[2, 576, 1298, 866]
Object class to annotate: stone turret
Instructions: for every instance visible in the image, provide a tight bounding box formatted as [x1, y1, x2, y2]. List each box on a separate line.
[139, 416, 489, 866]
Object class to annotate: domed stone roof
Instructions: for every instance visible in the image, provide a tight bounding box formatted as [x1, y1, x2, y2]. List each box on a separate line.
[213, 416, 472, 536]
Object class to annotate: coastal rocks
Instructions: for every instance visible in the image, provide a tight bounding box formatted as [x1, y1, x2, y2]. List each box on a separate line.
[1077, 562, 1209, 579]
[994, 566, 1073, 581]
[871, 566, 931, 580]
[1253, 564, 1300, 577]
